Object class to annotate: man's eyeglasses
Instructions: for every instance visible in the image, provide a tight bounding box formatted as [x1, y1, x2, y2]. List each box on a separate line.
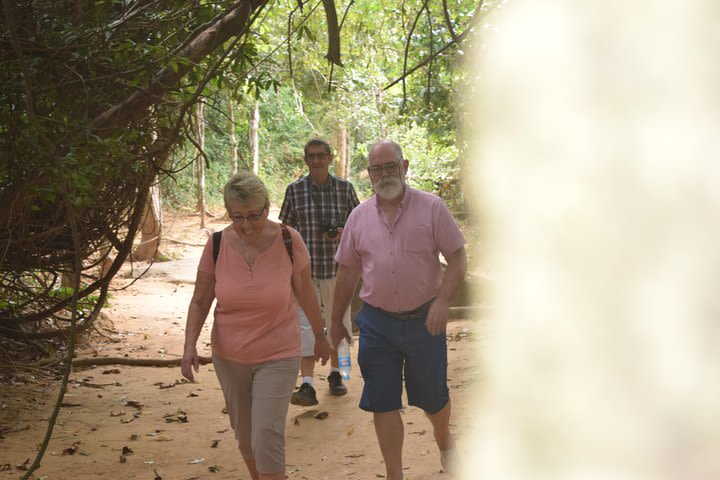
[231, 210, 265, 224]
[367, 162, 401, 178]
[306, 152, 331, 161]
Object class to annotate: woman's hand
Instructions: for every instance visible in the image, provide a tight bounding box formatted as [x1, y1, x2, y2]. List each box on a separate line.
[314, 335, 331, 365]
[181, 344, 200, 381]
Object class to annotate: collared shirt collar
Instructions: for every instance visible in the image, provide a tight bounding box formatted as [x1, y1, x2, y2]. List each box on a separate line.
[307, 174, 334, 191]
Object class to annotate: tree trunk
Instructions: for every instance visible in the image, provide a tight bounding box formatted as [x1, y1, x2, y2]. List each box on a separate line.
[132, 180, 162, 262]
[229, 98, 239, 175]
[249, 100, 260, 175]
[196, 98, 207, 228]
[337, 125, 349, 179]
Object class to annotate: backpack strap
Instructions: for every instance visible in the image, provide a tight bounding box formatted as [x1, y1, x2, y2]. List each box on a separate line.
[281, 225, 294, 264]
[214, 227, 293, 264]
[212, 230, 222, 264]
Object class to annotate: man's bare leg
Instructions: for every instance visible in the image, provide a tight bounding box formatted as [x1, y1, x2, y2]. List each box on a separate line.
[374, 410, 404, 479]
[425, 400, 454, 451]
[300, 355, 315, 378]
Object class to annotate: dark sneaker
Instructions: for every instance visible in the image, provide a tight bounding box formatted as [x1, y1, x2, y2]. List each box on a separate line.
[290, 382, 318, 406]
[327, 371, 348, 396]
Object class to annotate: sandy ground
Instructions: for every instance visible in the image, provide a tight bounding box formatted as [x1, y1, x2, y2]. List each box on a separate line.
[0, 213, 483, 480]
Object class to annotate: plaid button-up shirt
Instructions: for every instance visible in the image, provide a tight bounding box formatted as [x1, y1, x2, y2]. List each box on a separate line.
[279, 175, 360, 280]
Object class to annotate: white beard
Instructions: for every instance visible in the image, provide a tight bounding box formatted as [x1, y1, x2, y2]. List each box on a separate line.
[373, 176, 405, 201]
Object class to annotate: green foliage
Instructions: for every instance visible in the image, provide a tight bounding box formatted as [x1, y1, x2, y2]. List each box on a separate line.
[155, 0, 491, 217]
[48, 287, 103, 314]
[388, 124, 463, 213]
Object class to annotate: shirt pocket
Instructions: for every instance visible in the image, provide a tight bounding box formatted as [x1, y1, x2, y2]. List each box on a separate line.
[403, 226, 436, 255]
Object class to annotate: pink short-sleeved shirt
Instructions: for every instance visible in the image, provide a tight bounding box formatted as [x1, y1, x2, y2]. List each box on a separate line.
[335, 187, 466, 312]
[197, 224, 310, 364]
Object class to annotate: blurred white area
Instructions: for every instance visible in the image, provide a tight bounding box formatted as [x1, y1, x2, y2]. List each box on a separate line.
[463, 1, 720, 479]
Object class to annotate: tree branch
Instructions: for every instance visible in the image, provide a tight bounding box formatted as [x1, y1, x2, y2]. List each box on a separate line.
[401, 0, 429, 110]
[442, 0, 461, 47]
[385, 0, 485, 91]
[321, 0, 343, 66]
[90, 0, 267, 136]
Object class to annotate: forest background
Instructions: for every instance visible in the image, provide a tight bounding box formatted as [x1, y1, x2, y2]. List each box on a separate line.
[1, 0, 493, 321]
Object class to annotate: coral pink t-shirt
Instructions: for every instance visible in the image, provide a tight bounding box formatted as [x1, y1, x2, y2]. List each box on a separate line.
[197, 224, 310, 364]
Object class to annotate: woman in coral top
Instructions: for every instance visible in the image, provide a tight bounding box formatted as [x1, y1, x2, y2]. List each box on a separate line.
[181, 171, 330, 480]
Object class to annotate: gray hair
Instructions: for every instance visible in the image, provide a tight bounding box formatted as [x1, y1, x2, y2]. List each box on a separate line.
[223, 171, 269, 211]
[369, 139, 404, 163]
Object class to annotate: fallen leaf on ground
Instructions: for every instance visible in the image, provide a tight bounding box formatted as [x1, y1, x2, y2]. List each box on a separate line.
[125, 400, 143, 409]
[163, 409, 188, 423]
[63, 442, 81, 455]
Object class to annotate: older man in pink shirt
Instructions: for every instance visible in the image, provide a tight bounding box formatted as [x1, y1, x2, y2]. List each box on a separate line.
[330, 140, 467, 479]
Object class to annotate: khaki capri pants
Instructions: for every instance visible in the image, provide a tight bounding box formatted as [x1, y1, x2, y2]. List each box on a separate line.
[212, 354, 300, 474]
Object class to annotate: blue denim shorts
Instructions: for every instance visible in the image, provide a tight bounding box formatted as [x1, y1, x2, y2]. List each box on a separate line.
[355, 301, 449, 414]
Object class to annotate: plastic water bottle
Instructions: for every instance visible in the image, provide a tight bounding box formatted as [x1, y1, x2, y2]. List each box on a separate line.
[337, 339, 351, 380]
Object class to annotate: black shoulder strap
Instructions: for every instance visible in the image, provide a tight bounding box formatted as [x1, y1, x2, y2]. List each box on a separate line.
[281, 225, 293, 264]
[212, 230, 222, 264]
[214, 228, 292, 264]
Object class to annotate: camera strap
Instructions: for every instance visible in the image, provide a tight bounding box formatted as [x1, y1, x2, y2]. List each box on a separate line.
[307, 175, 340, 225]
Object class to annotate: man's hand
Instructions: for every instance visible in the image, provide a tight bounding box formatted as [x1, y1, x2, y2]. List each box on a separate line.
[425, 297, 450, 336]
[314, 335, 331, 365]
[330, 323, 352, 350]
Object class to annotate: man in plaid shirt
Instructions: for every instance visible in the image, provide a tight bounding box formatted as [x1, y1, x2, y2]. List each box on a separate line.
[279, 138, 360, 406]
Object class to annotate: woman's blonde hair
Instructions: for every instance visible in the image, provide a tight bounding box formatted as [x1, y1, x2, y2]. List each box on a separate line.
[223, 171, 269, 211]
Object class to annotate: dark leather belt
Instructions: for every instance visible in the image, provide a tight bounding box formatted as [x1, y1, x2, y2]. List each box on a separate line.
[368, 299, 434, 320]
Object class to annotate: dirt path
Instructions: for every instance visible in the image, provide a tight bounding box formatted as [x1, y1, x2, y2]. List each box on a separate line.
[0, 214, 483, 480]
